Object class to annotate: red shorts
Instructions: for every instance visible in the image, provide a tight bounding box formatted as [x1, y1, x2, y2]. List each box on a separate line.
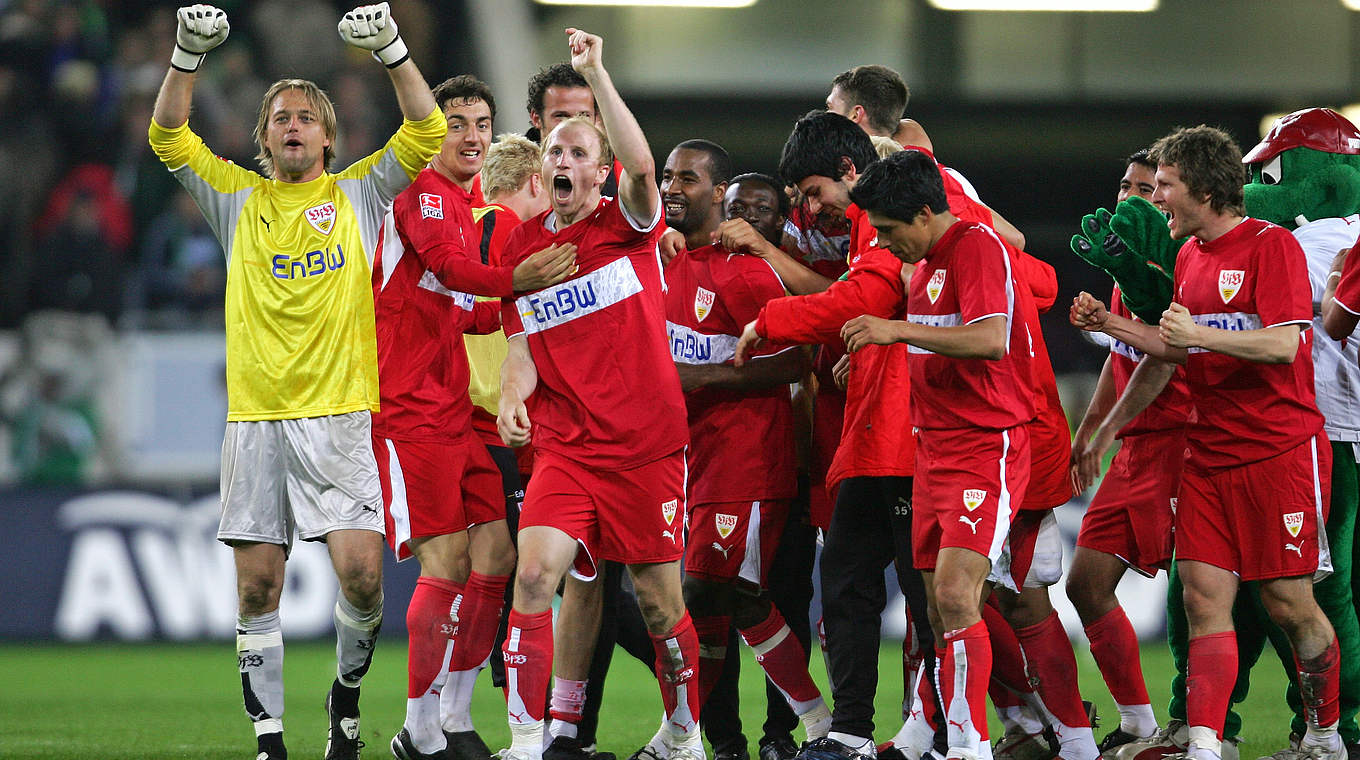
[1176, 433, 1331, 581]
[374, 435, 504, 561]
[685, 499, 790, 587]
[1076, 428, 1184, 576]
[913, 425, 1031, 572]
[1022, 414, 1074, 510]
[991, 509, 1063, 592]
[520, 449, 687, 580]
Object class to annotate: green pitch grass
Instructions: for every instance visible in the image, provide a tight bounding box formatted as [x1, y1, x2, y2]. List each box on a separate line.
[0, 639, 1299, 759]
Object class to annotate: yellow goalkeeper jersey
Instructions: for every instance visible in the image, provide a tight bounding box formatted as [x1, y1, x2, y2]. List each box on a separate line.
[148, 109, 446, 421]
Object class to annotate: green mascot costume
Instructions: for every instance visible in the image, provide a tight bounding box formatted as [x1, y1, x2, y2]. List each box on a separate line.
[1070, 107, 1360, 759]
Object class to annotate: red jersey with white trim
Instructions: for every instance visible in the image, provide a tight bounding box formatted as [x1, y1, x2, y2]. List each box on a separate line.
[501, 196, 687, 469]
[783, 202, 852, 279]
[906, 145, 994, 231]
[907, 221, 1035, 430]
[1331, 237, 1360, 317]
[665, 244, 797, 504]
[372, 168, 504, 442]
[1108, 285, 1192, 437]
[1173, 217, 1323, 469]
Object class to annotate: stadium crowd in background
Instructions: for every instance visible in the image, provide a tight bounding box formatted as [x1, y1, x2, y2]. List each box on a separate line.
[6, 4, 1360, 760]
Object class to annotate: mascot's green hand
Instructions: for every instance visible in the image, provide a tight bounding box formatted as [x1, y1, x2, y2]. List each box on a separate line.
[1110, 195, 1185, 282]
[1070, 208, 1121, 269]
[1071, 204, 1172, 323]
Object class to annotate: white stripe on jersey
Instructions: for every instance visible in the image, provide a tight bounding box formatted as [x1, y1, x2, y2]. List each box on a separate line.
[667, 321, 739, 364]
[383, 439, 412, 553]
[1311, 435, 1334, 581]
[416, 270, 475, 309]
[905, 312, 962, 354]
[515, 256, 642, 335]
[1186, 312, 1263, 353]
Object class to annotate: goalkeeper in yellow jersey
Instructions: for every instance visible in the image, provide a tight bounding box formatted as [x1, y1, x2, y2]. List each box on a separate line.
[147, 5, 446, 759]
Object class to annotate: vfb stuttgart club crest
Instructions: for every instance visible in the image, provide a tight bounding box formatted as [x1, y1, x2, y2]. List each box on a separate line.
[694, 287, 716, 322]
[715, 513, 738, 539]
[661, 498, 679, 525]
[305, 201, 337, 235]
[962, 488, 986, 512]
[1284, 511, 1305, 538]
[1219, 269, 1244, 303]
[927, 269, 947, 304]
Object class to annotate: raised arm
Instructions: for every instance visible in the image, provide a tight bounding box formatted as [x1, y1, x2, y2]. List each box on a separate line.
[565, 28, 658, 224]
[337, 3, 436, 121]
[153, 5, 231, 128]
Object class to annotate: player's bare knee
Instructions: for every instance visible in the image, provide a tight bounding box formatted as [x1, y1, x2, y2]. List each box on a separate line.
[933, 584, 981, 628]
[1259, 580, 1321, 634]
[513, 561, 559, 609]
[237, 576, 281, 616]
[335, 561, 382, 610]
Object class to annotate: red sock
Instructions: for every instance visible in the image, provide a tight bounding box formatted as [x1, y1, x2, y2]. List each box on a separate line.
[1296, 635, 1341, 728]
[1085, 606, 1151, 706]
[941, 621, 992, 747]
[449, 572, 509, 672]
[652, 613, 701, 736]
[1186, 631, 1237, 739]
[692, 614, 730, 708]
[505, 609, 553, 724]
[982, 601, 1032, 697]
[1015, 611, 1087, 727]
[740, 607, 820, 708]
[406, 577, 462, 698]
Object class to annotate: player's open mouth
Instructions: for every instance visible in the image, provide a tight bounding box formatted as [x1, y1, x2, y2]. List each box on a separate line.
[460, 150, 480, 160]
[553, 175, 573, 202]
[664, 199, 686, 217]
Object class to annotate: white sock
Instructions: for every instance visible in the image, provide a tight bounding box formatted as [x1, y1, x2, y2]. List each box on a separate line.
[1115, 702, 1158, 738]
[799, 701, 833, 740]
[995, 703, 1044, 735]
[1051, 722, 1098, 760]
[828, 732, 875, 756]
[550, 719, 579, 739]
[405, 694, 448, 753]
[440, 659, 485, 733]
[1187, 726, 1222, 759]
[1301, 722, 1341, 750]
[509, 719, 546, 758]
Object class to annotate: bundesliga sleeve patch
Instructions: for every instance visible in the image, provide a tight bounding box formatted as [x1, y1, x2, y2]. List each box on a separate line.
[420, 193, 444, 220]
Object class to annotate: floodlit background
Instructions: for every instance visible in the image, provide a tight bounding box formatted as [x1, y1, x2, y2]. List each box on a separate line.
[1, 0, 1355, 641]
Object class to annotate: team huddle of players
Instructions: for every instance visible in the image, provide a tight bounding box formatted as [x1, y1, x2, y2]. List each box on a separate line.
[150, 5, 1360, 760]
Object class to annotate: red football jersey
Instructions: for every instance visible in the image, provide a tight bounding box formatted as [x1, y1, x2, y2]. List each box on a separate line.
[1108, 285, 1192, 437]
[664, 244, 797, 504]
[372, 169, 504, 442]
[501, 197, 688, 469]
[1173, 217, 1322, 468]
[1331, 237, 1360, 316]
[907, 221, 1035, 430]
